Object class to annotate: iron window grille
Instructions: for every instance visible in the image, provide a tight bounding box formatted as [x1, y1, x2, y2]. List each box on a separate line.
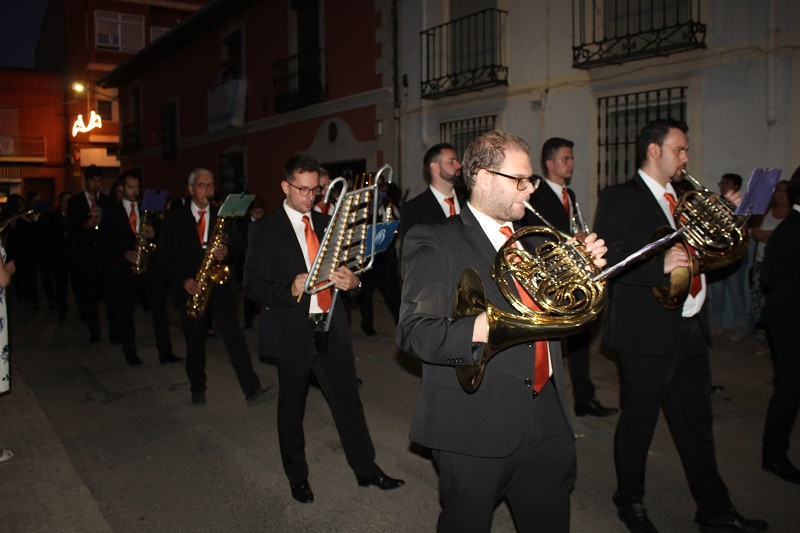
[597, 86, 687, 191]
[420, 9, 508, 99]
[573, 0, 705, 69]
[439, 115, 497, 160]
[273, 49, 327, 113]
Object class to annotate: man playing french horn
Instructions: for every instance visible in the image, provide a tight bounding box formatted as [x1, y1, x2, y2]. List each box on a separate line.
[397, 130, 607, 532]
[593, 118, 766, 533]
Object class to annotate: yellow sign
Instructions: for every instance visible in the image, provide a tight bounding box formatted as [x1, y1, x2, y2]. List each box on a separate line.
[72, 110, 103, 137]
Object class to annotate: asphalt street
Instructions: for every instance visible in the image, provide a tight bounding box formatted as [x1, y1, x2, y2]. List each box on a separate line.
[0, 290, 798, 532]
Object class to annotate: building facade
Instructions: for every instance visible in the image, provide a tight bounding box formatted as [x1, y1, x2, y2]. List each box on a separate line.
[396, 0, 800, 218]
[100, 0, 394, 211]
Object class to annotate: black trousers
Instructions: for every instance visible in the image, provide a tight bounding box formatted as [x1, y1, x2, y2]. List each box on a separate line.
[178, 282, 261, 398]
[763, 315, 800, 464]
[614, 316, 732, 519]
[118, 266, 173, 359]
[71, 251, 102, 335]
[565, 329, 595, 408]
[276, 322, 377, 484]
[432, 382, 576, 533]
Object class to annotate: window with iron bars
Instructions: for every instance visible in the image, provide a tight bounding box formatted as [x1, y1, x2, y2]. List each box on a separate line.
[439, 115, 497, 160]
[597, 87, 687, 192]
[95, 11, 145, 53]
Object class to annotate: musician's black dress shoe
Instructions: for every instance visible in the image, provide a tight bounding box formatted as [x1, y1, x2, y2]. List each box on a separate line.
[356, 467, 404, 490]
[125, 354, 144, 366]
[191, 392, 206, 405]
[159, 353, 183, 364]
[575, 398, 619, 417]
[614, 494, 658, 533]
[246, 386, 276, 406]
[695, 509, 768, 532]
[762, 459, 800, 484]
[290, 480, 314, 503]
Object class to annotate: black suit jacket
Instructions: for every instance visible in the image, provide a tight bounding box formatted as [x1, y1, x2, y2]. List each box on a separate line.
[66, 191, 109, 254]
[593, 174, 708, 356]
[761, 209, 800, 324]
[399, 187, 467, 243]
[158, 203, 243, 306]
[243, 207, 351, 359]
[522, 180, 575, 233]
[396, 205, 569, 458]
[102, 202, 164, 277]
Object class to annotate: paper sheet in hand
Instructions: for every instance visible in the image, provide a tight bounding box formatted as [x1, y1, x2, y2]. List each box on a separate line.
[217, 193, 255, 217]
[366, 221, 400, 256]
[735, 168, 782, 215]
[141, 189, 168, 211]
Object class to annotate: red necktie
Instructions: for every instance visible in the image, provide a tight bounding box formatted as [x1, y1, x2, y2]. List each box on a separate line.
[196, 210, 206, 244]
[499, 226, 551, 394]
[561, 187, 570, 217]
[302, 215, 331, 312]
[90, 195, 97, 212]
[129, 203, 137, 234]
[444, 196, 456, 216]
[664, 193, 702, 297]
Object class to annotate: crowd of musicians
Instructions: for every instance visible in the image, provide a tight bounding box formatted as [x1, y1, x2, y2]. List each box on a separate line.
[1, 118, 798, 532]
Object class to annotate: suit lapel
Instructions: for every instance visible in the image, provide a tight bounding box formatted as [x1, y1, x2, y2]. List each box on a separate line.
[632, 174, 674, 228]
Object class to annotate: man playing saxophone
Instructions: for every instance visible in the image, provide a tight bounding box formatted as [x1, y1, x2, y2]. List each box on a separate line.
[102, 172, 179, 366]
[396, 130, 607, 532]
[159, 168, 274, 407]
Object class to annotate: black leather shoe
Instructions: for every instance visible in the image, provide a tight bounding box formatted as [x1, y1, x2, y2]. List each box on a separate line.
[361, 324, 377, 336]
[357, 467, 404, 490]
[125, 354, 144, 366]
[695, 509, 768, 532]
[159, 353, 184, 364]
[246, 386, 276, 406]
[616, 502, 658, 533]
[191, 392, 206, 405]
[575, 398, 619, 417]
[762, 459, 800, 484]
[290, 480, 314, 503]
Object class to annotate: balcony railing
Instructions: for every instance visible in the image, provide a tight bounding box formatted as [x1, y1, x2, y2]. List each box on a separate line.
[573, 0, 706, 69]
[121, 122, 141, 156]
[273, 49, 327, 113]
[420, 8, 508, 100]
[0, 135, 46, 162]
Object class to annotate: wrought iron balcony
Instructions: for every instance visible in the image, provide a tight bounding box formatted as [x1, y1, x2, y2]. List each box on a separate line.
[0, 135, 46, 162]
[572, 0, 706, 69]
[273, 49, 327, 113]
[121, 122, 141, 156]
[420, 8, 508, 100]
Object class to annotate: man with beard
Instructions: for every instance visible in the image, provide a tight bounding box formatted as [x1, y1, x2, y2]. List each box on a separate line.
[399, 143, 466, 244]
[397, 130, 607, 531]
[102, 173, 180, 366]
[593, 118, 766, 532]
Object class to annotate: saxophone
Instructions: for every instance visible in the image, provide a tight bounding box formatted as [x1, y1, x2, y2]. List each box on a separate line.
[186, 216, 230, 319]
[131, 211, 157, 275]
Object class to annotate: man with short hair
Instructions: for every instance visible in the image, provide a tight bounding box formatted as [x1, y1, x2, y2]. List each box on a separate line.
[102, 173, 180, 366]
[398, 130, 607, 531]
[244, 153, 404, 504]
[594, 118, 766, 532]
[66, 164, 108, 342]
[399, 143, 465, 242]
[523, 137, 618, 417]
[159, 168, 273, 406]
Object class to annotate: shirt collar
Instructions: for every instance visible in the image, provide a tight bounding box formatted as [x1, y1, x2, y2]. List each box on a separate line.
[638, 169, 677, 201]
[467, 201, 514, 252]
[283, 200, 313, 228]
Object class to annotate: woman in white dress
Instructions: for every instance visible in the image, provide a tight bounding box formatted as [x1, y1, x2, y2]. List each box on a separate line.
[0, 240, 16, 462]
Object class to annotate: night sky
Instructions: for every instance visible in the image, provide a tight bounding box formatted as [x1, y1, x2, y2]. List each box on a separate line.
[0, 0, 50, 69]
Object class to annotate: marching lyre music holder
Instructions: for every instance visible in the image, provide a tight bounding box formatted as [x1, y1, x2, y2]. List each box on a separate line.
[303, 165, 393, 331]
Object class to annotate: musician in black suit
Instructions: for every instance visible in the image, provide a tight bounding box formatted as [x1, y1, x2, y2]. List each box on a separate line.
[66, 164, 108, 342]
[399, 142, 466, 244]
[244, 153, 403, 504]
[522, 137, 618, 418]
[397, 130, 608, 532]
[42, 192, 71, 322]
[102, 173, 180, 366]
[159, 168, 273, 406]
[236, 195, 265, 329]
[760, 171, 800, 485]
[593, 118, 766, 532]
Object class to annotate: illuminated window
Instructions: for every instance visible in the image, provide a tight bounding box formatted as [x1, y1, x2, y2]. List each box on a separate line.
[95, 11, 144, 53]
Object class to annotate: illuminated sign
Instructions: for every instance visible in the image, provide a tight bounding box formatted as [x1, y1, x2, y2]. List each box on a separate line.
[72, 110, 103, 137]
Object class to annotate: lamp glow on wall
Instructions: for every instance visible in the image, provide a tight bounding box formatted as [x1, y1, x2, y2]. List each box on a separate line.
[71, 82, 115, 137]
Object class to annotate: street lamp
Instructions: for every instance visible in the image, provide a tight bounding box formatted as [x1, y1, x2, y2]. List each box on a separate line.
[70, 81, 117, 137]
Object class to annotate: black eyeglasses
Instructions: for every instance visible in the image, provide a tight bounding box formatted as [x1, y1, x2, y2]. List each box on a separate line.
[483, 169, 539, 191]
[287, 182, 323, 196]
